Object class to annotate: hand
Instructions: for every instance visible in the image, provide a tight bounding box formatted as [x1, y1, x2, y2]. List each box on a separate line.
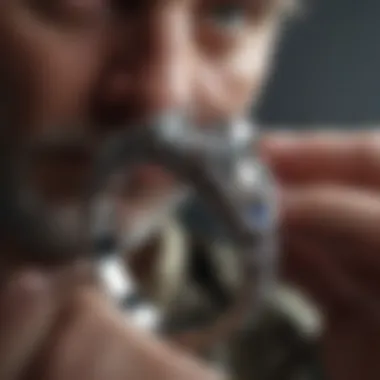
[0, 265, 222, 380]
[262, 132, 380, 380]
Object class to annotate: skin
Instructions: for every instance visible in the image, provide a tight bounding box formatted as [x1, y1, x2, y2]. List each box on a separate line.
[4, 134, 380, 380]
[262, 132, 380, 380]
[0, 267, 222, 380]
[0, 0, 292, 378]
[0, 0, 288, 260]
[2, 1, 379, 380]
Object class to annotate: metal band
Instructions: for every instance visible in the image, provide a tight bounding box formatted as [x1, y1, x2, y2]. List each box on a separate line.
[92, 113, 278, 346]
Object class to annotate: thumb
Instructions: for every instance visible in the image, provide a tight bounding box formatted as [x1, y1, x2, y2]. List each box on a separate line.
[0, 269, 56, 380]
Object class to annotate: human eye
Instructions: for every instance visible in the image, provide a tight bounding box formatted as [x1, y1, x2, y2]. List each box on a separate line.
[199, 0, 285, 33]
[203, 1, 247, 32]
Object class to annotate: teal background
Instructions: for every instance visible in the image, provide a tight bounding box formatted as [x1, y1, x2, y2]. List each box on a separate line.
[258, 0, 380, 127]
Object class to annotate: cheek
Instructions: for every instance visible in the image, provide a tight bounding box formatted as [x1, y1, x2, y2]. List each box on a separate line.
[0, 13, 104, 138]
[194, 28, 277, 121]
[33, 44, 102, 134]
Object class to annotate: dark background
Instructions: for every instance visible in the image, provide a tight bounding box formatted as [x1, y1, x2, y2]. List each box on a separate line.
[257, 0, 380, 127]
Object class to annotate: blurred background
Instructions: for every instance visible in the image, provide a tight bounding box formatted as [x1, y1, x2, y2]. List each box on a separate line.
[257, 0, 380, 129]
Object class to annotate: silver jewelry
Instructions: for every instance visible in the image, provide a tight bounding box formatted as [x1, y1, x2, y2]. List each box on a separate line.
[91, 112, 278, 346]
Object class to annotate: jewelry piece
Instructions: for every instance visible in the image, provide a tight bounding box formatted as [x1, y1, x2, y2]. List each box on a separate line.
[1, 108, 277, 363]
[91, 112, 278, 346]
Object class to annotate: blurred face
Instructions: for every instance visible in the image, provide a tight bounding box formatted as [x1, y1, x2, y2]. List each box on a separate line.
[0, 0, 292, 258]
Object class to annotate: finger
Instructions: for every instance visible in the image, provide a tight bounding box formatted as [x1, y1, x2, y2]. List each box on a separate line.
[261, 131, 380, 188]
[296, 231, 380, 300]
[0, 269, 55, 380]
[44, 288, 222, 380]
[282, 185, 380, 249]
[281, 185, 380, 306]
[282, 231, 380, 320]
[323, 316, 380, 380]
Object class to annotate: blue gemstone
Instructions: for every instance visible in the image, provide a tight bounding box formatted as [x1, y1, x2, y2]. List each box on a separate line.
[245, 202, 269, 228]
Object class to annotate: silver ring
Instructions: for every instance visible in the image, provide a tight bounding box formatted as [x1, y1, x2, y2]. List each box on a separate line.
[91, 113, 278, 349]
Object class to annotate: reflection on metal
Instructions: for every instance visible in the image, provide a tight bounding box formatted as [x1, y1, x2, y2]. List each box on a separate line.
[2, 110, 278, 370]
[91, 112, 278, 352]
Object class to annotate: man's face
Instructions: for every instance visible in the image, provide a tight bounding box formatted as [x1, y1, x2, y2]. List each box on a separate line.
[0, 0, 291, 256]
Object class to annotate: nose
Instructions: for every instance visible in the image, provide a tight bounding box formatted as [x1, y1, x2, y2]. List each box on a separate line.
[105, 5, 192, 120]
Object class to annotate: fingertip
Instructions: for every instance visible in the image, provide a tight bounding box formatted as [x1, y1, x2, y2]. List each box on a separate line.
[11, 269, 49, 289]
[260, 133, 301, 157]
[1, 269, 51, 312]
[0, 269, 55, 379]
